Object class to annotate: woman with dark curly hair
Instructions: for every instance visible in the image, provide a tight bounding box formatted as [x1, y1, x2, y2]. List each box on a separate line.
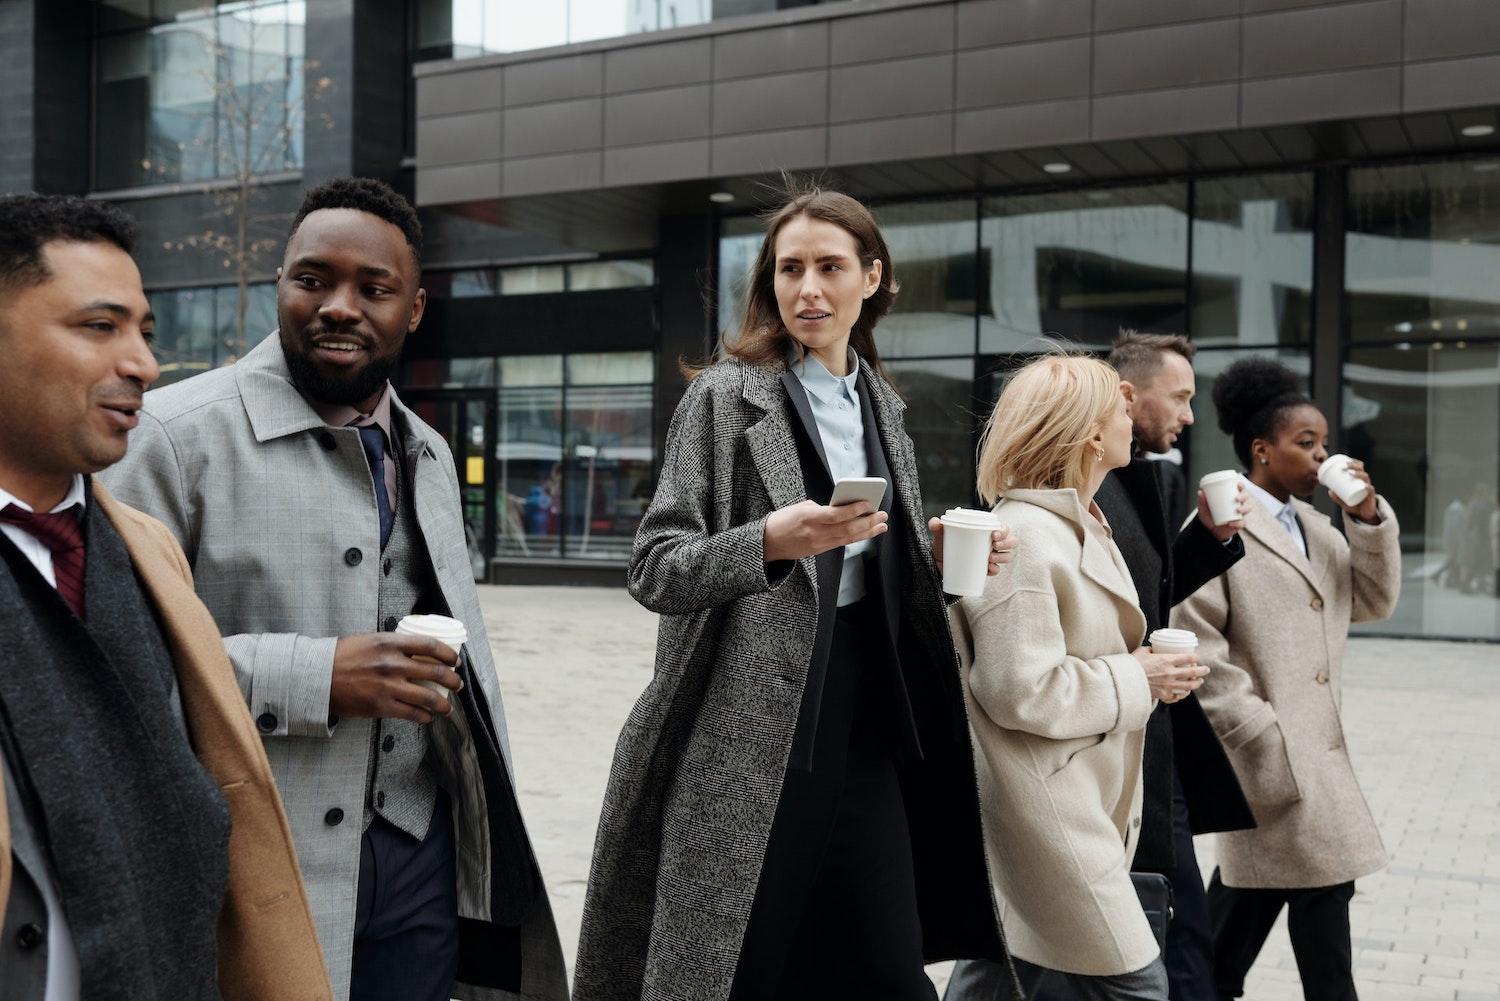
[572, 187, 1019, 1001]
[1171, 358, 1401, 1001]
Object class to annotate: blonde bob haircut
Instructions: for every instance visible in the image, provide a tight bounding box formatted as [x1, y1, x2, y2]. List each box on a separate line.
[976, 354, 1123, 505]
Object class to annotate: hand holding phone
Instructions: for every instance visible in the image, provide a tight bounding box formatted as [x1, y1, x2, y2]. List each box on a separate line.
[828, 476, 887, 510]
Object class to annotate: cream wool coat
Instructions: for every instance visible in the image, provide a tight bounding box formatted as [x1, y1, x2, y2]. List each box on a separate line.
[1171, 494, 1401, 889]
[952, 488, 1159, 977]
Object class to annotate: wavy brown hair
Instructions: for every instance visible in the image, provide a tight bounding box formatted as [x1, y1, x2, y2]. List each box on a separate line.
[695, 184, 898, 379]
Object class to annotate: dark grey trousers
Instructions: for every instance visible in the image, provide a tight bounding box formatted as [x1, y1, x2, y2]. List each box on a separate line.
[945, 955, 1168, 1001]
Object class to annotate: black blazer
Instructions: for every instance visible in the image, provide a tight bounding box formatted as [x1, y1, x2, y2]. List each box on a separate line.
[1096, 460, 1257, 872]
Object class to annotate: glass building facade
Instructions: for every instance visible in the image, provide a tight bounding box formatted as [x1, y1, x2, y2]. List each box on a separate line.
[719, 159, 1500, 640]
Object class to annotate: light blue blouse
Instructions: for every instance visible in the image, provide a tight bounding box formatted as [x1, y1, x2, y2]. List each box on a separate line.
[791, 347, 872, 606]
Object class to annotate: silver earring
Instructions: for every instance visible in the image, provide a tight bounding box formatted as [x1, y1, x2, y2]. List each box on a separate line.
[1261, 458, 1269, 465]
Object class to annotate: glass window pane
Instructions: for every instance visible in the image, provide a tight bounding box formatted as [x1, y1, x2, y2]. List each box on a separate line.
[95, 32, 153, 189]
[717, 215, 763, 346]
[151, 19, 218, 183]
[402, 358, 497, 388]
[568, 258, 655, 291]
[875, 200, 977, 359]
[885, 357, 976, 518]
[1347, 159, 1500, 344]
[450, 268, 499, 297]
[97, 0, 151, 32]
[499, 354, 563, 386]
[496, 384, 563, 559]
[1345, 343, 1500, 640]
[566, 351, 653, 385]
[214, 282, 275, 364]
[500, 265, 565, 295]
[1191, 173, 1314, 347]
[151, 286, 218, 386]
[218, 4, 294, 177]
[980, 183, 1189, 354]
[563, 383, 654, 561]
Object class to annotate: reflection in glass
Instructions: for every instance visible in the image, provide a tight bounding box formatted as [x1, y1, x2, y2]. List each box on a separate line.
[564, 382, 653, 560]
[886, 357, 976, 518]
[500, 265, 565, 295]
[151, 281, 276, 386]
[981, 184, 1188, 353]
[1345, 344, 1500, 640]
[876, 200, 977, 359]
[1191, 173, 1314, 347]
[451, 269, 500, 298]
[1348, 160, 1500, 344]
[717, 216, 763, 345]
[496, 380, 564, 559]
[568, 259, 654, 291]
[415, 0, 711, 58]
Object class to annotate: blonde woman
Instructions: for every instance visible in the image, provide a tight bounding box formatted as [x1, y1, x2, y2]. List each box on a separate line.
[945, 356, 1207, 1001]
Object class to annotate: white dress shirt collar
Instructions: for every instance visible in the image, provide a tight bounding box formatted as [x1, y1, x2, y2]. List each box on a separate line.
[1242, 475, 1308, 558]
[0, 474, 87, 516]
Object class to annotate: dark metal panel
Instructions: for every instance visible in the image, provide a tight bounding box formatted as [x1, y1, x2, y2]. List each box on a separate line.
[1092, 19, 1241, 93]
[830, 3, 955, 64]
[411, 288, 658, 359]
[1311, 165, 1346, 450]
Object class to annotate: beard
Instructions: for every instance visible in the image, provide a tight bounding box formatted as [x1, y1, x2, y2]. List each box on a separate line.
[282, 332, 400, 408]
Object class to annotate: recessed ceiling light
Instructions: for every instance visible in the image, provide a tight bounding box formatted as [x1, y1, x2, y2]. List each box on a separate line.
[1461, 124, 1496, 138]
[1042, 162, 1072, 174]
[708, 191, 734, 203]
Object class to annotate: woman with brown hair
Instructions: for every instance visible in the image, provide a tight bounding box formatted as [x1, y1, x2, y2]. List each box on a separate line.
[571, 187, 1018, 1001]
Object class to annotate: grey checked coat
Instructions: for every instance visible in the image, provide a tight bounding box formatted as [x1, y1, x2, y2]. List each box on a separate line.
[102, 335, 568, 1001]
[572, 357, 1008, 1001]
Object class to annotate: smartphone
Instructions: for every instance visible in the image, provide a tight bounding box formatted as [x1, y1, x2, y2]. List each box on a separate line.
[829, 476, 887, 509]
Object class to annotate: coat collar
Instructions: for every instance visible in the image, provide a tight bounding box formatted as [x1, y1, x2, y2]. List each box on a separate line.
[234, 333, 433, 459]
[1000, 487, 1144, 616]
[1242, 495, 1332, 597]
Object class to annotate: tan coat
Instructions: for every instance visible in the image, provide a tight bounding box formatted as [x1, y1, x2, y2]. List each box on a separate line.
[1171, 494, 1400, 889]
[953, 488, 1158, 977]
[0, 483, 332, 1001]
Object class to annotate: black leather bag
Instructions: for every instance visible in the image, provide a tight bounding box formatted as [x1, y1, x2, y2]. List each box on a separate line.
[1131, 872, 1175, 950]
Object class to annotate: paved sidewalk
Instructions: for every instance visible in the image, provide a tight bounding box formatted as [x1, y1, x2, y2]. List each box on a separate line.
[479, 585, 1500, 999]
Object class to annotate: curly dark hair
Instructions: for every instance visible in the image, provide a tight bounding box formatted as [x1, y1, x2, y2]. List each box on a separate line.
[1212, 357, 1314, 467]
[289, 177, 422, 267]
[0, 193, 137, 293]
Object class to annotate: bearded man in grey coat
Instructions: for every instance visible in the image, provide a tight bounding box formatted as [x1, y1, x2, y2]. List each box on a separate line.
[104, 178, 566, 1001]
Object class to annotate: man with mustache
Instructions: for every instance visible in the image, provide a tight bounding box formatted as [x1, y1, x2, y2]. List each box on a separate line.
[104, 178, 567, 1001]
[0, 194, 329, 1000]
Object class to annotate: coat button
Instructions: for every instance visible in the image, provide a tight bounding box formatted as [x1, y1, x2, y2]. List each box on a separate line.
[382, 735, 395, 752]
[324, 807, 344, 826]
[383, 558, 392, 577]
[256, 712, 277, 733]
[1131, 816, 1141, 829]
[316, 431, 337, 452]
[1310, 596, 1323, 610]
[344, 547, 363, 567]
[376, 791, 386, 809]
[383, 615, 397, 631]
[1315, 671, 1329, 684]
[15, 923, 43, 950]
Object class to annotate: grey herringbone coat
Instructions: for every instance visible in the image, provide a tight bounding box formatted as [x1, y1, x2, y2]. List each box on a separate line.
[573, 357, 1008, 1001]
[102, 335, 567, 1001]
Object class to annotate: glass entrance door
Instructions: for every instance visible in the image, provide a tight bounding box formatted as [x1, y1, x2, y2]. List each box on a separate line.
[404, 389, 495, 581]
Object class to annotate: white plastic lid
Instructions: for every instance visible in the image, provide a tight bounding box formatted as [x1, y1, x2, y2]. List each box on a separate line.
[941, 507, 1001, 529]
[1149, 627, 1198, 647]
[1318, 454, 1352, 477]
[1198, 469, 1240, 487]
[396, 613, 468, 649]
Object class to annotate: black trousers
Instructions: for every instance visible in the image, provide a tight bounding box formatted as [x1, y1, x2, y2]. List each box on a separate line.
[1207, 870, 1357, 1001]
[350, 793, 460, 1001]
[1162, 770, 1216, 1001]
[729, 604, 935, 1001]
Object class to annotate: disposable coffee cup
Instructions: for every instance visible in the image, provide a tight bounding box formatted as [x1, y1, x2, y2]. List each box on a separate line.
[1199, 470, 1242, 526]
[1149, 628, 1199, 656]
[939, 507, 1002, 597]
[395, 613, 466, 702]
[1318, 454, 1369, 507]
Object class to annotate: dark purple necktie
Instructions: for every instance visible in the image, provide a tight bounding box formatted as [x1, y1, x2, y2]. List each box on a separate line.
[1, 503, 86, 619]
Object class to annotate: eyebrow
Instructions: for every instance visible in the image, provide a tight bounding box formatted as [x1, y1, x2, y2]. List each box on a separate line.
[289, 256, 397, 280]
[777, 253, 852, 264]
[79, 300, 153, 324]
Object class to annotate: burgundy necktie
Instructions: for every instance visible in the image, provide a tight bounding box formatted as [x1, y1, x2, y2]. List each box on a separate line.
[0, 503, 86, 619]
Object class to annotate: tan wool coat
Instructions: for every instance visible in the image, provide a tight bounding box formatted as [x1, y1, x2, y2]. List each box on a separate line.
[953, 488, 1159, 977]
[1171, 494, 1401, 890]
[0, 484, 332, 1001]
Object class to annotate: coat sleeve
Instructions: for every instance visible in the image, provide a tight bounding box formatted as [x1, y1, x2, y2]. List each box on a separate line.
[963, 545, 1153, 741]
[1170, 571, 1277, 750]
[627, 375, 793, 615]
[103, 413, 338, 739]
[1345, 496, 1401, 624]
[1171, 515, 1244, 607]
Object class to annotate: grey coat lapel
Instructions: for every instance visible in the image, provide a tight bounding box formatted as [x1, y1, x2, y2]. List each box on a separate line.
[741, 362, 809, 517]
[1245, 502, 1327, 598]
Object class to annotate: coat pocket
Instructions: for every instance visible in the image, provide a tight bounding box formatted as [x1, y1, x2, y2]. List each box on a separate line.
[1225, 713, 1301, 810]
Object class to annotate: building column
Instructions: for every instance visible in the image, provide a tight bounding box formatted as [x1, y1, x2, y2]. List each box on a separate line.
[0, 0, 89, 194]
[303, 0, 407, 188]
[654, 211, 717, 475]
[1311, 165, 1348, 451]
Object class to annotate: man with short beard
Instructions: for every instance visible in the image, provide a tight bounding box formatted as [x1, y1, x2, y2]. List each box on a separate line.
[104, 178, 567, 1001]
